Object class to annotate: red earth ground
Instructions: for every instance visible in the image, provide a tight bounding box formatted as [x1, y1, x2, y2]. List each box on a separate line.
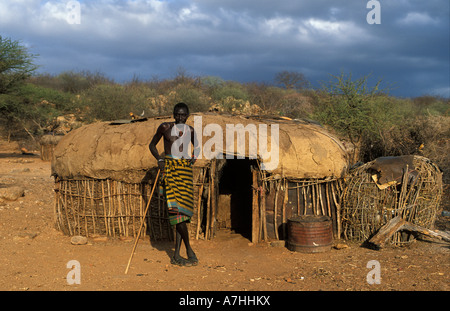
[0, 138, 448, 298]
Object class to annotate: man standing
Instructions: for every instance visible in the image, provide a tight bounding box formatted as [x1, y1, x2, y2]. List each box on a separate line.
[149, 103, 200, 266]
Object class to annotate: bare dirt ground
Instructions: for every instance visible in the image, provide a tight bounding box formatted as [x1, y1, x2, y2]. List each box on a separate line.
[0, 139, 449, 294]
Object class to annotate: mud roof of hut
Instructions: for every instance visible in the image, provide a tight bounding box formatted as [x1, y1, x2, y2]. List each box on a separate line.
[51, 113, 349, 183]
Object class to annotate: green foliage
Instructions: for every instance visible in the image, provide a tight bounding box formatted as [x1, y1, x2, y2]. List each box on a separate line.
[200, 76, 225, 89]
[81, 84, 145, 122]
[412, 95, 449, 116]
[0, 36, 38, 94]
[311, 71, 449, 165]
[19, 83, 77, 112]
[312, 72, 392, 159]
[210, 81, 249, 102]
[169, 83, 210, 113]
[29, 71, 114, 93]
[57, 70, 113, 93]
[0, 36, 40, 139]
[0, 83, 79, 139]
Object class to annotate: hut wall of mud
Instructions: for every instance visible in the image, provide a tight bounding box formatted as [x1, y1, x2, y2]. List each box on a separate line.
[341, 155, 443, 245]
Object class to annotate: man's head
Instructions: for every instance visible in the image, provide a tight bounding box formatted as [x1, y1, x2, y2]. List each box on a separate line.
[173, 102, 189, 124]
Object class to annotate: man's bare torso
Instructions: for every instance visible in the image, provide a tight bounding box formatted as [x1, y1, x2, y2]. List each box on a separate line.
[158, 122, 195, 156]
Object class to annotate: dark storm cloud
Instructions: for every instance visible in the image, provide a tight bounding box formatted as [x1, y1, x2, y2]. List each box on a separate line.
[0, 0, 448, 97]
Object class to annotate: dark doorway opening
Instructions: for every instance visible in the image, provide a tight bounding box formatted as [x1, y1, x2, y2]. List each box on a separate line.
[217, 158, 256, 240]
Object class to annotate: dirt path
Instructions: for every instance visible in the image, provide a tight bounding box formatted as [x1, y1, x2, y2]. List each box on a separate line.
[0, 144, 449, 293]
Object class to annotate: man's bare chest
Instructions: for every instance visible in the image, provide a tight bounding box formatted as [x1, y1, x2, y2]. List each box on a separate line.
[162, 123, 189, 142]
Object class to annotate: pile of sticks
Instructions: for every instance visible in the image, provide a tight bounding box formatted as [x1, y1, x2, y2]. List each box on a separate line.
[341, 156, 443, 245]
[369, 216, 450, 248]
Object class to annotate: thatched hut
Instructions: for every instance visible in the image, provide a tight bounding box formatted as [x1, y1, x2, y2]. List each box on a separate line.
[341, 155, 443, 245]
[40, 134, 64, 161]
[51, 113, 349, 243]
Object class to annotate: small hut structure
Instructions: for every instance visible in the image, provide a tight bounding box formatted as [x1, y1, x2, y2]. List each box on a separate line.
[40, 134, 64, 161]
[51, 113, 349, 243]
[341, 155, 443, 245]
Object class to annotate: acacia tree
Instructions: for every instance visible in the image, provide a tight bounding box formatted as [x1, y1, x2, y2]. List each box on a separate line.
[0, 36, 38, 93]
[312, 72, 389, 162]
[0, 36, 40, 140]
[274, 70, 309, 90]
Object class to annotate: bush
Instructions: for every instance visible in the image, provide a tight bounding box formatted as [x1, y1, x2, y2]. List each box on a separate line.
[311, 72, 394, 161]
[210, 81, 248, 102]
[81, 84, 151, 122]
[166, 83, 210, 113]
[413, 96, 450, 116]
[0, 83, 82, 141]
[0, 36, 38, 94]
[29, 71, 114, 94]
[245, 83, 283, 113]
[277, 91, 313, 118]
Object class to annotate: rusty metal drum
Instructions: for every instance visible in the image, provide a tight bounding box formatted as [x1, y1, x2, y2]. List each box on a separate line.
[287, 215, 333, 253]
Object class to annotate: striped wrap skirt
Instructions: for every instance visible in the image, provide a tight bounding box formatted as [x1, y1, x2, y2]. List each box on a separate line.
[160, 155, 194, 226]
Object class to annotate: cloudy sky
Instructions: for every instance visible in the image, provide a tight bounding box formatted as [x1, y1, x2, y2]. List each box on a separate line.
[1, 0, 449, 97]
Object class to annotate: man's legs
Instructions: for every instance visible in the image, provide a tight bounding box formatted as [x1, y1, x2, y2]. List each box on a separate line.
[173, 221, 197, 265]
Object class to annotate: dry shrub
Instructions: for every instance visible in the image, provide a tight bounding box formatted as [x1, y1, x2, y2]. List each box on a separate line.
[278, 92, 313, 118]
[379, 115, 450, 183]
[418, 116, 450, 183]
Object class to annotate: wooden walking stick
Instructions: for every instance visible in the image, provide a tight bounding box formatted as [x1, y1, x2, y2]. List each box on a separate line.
[125, 169, 160, 274]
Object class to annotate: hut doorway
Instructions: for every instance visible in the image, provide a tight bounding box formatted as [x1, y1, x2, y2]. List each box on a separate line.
[216, 158, 258, 241]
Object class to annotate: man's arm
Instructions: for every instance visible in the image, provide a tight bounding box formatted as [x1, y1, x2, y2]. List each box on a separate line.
[149, 123, 168, 170]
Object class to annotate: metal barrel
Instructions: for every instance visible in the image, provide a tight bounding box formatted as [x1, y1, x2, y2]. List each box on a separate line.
[287, 215, 333, 253]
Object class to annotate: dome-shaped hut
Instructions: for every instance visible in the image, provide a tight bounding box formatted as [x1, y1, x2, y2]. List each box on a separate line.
[51, 113, 349, 242]
[39, 134, 64, 161]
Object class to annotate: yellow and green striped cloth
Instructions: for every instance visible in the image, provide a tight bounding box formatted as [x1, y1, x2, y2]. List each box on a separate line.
[160, 155, 194, 226]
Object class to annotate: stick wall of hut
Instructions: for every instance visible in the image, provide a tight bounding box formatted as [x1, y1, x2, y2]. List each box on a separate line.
[251, 169, 260, 243]
[54, 170, 344, 243]
[54, 176, 172, 240]
[262, 178, 341, 241]
[54, 165, 214, 240]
